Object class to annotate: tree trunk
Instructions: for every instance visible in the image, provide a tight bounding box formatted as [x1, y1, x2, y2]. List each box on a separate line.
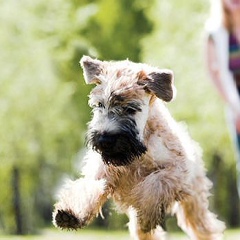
[12, 166, 24, 235]
[228, 165, 240, 227]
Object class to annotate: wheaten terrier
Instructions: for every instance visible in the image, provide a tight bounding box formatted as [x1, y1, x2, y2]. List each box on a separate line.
[52, 56, 225, 240]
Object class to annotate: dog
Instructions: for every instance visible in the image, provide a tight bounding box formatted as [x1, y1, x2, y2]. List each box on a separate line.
[52, 56, 225, 240]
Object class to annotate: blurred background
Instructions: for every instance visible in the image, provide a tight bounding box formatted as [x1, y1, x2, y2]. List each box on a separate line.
[0, 0, 239, 237]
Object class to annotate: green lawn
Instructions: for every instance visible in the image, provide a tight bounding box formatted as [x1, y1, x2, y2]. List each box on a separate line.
[1, 229, 240, 240]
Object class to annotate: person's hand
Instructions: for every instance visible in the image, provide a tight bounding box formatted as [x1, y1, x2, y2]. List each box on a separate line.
[235, 112, 240, 134]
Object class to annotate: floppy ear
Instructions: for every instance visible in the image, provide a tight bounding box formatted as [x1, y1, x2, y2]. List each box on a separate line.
[137, 70, 176, 102]
[80, 55, 103, 84]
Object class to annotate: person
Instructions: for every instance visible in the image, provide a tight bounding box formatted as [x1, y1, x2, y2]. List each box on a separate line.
[205, 0, 240, 196]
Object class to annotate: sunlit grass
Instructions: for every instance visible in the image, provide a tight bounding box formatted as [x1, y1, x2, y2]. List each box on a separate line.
[0, 228, 239, 240]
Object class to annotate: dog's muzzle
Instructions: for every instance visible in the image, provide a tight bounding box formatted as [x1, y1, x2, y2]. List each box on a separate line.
[87, 131, 147, 166]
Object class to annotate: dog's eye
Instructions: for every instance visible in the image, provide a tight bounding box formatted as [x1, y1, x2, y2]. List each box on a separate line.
[92, 102, 104, 109]
[123, 107, 137, 115]
[122, 103, 141, 115]
[98, 102, 104, 108]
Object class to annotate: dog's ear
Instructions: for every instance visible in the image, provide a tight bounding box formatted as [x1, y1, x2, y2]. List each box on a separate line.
[137, 70, 176, 102]
[80, 56, 103, 84]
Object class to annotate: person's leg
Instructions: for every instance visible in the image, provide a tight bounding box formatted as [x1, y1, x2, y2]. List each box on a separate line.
[235, 132, 240, 196]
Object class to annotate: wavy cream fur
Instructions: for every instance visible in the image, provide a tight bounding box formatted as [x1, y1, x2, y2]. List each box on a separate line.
[53, 56, 225, 240]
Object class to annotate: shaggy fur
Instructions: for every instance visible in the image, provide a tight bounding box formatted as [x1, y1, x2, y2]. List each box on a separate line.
[52, 56, 225, 240]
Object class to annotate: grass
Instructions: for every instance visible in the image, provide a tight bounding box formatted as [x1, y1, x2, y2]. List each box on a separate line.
[1, 228, 240, 240]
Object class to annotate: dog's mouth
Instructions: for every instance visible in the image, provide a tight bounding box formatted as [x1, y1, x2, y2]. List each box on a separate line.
[87, 132, 147, 166]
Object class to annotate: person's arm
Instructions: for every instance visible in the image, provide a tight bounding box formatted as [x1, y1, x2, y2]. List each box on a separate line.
[206, 36, 240, 132]
[206, 37, 229, 102]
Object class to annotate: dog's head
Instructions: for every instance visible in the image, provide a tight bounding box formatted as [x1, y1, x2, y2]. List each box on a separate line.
[80, 56, 175, 166]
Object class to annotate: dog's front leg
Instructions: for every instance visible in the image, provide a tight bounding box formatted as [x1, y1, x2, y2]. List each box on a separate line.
[128, 207, 167, 240]
[52, 178, 110, 230]
[130, 167, 191, 234]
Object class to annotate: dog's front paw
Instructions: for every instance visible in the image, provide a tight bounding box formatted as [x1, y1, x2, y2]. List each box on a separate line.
[53, 209, 86, 230]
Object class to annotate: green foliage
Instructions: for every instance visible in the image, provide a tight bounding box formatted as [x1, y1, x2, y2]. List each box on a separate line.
[142, 0, 238, 225]
[0, 0, 154, 234]
[0, 0, 89, 234]
[82, 0, 153, 61]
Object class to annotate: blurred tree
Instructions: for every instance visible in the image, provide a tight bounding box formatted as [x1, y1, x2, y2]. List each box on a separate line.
[82, 0, 153, 61]
[0, 0, 154, 234]
[142, 0, 240, 227]
[0, 0, 88, 234]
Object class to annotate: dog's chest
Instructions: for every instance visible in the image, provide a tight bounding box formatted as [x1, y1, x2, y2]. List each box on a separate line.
[105, 158, 159, 204]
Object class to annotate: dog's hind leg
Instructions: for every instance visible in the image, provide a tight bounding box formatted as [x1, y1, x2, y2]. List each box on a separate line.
[174, 176, 225, 240]
[52, 178, 110, 230]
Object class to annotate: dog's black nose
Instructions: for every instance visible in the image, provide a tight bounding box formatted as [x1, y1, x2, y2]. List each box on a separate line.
[97, 134, 116, 149]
